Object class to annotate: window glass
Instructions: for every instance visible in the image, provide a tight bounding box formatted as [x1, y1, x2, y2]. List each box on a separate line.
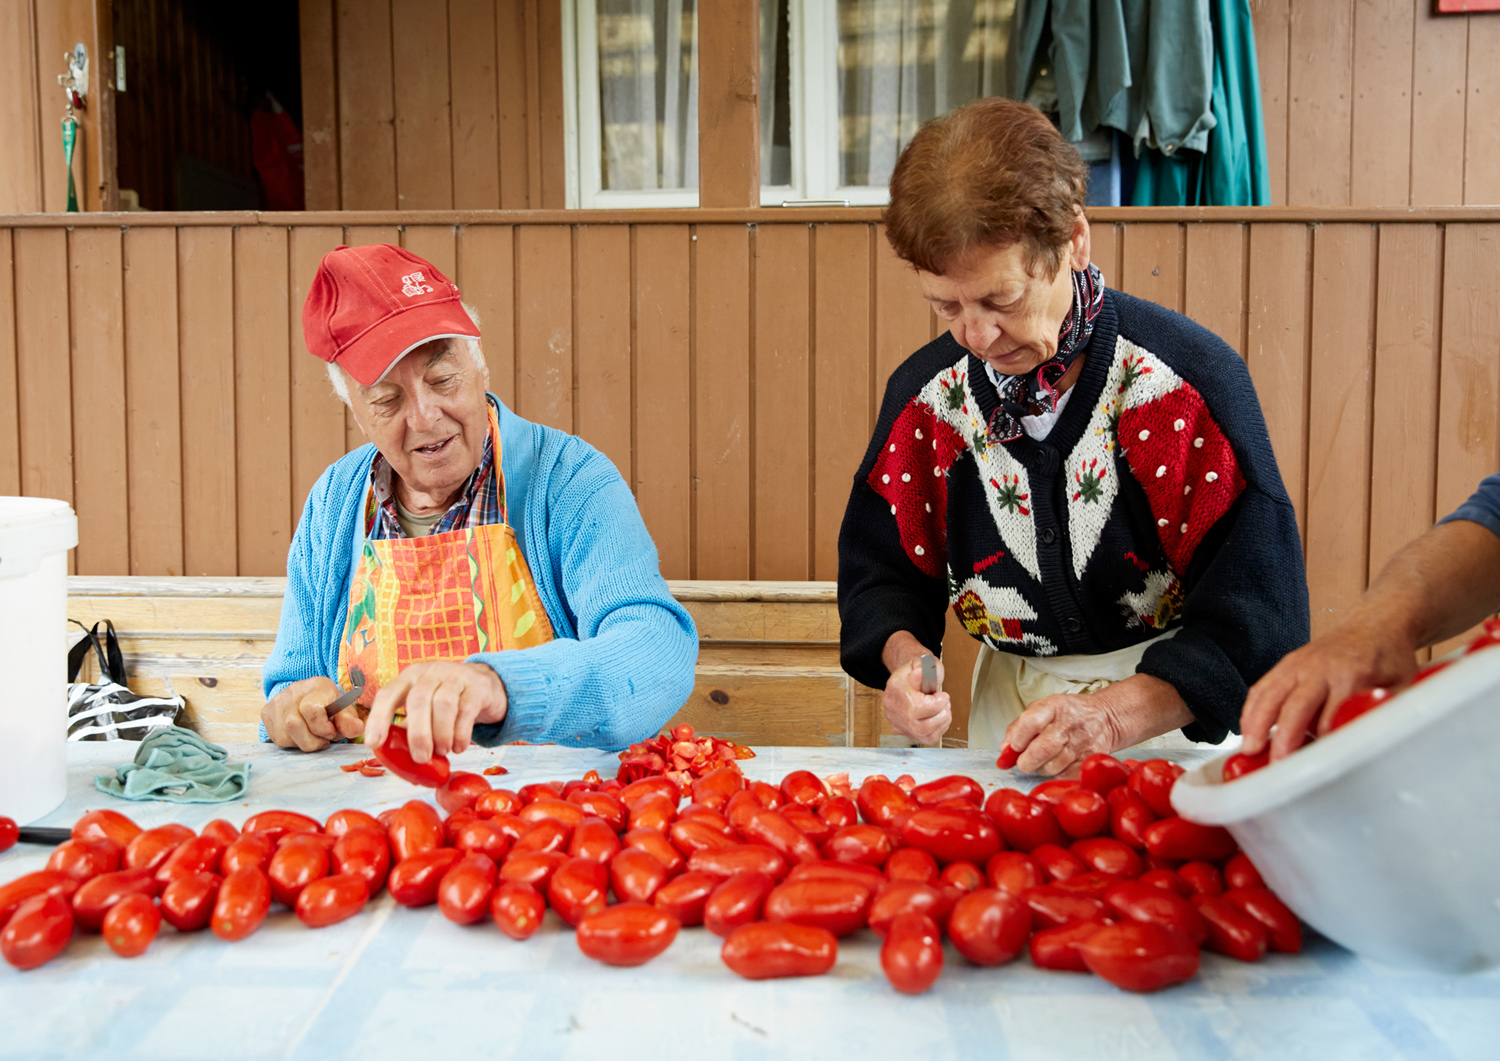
[760, 0, 793, 187]
[597, 0, 699, 191]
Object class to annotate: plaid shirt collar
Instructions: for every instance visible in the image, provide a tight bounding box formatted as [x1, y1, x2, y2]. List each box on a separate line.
[366, 396, 502, 540]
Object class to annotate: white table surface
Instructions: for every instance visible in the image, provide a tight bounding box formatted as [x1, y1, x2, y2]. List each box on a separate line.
[2, 741, 1497, 1061]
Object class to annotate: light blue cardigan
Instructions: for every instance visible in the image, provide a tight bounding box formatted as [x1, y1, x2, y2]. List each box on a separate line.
[261, 397, 698, 750]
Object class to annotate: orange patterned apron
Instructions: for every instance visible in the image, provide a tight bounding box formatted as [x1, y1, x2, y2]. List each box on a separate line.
[337, 402, 554, 705]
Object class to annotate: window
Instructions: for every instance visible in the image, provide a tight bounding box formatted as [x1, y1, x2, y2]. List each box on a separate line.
[565, 0, 1015, 208]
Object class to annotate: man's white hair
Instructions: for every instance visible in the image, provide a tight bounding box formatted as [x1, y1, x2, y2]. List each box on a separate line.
[327, 302, 486, 405]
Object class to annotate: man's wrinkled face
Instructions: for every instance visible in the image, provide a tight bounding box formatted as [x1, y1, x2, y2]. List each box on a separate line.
[347, 339, 491, 509]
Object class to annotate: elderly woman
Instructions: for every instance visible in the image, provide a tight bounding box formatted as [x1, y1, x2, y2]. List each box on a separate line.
[261, 243, 697, 760]
[838, 98, 1308, 775]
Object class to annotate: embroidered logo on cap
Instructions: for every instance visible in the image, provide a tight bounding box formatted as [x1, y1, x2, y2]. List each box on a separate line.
[400, 272, 434, 298]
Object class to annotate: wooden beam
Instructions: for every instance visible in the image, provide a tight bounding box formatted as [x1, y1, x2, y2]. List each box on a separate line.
[697, 0, 760, 208]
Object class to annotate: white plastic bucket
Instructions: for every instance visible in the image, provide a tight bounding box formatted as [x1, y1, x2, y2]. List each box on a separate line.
[1172, 646, 1500, 973]
[0, 498, 78, 825]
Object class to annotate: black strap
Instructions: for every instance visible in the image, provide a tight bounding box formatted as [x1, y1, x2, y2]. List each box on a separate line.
[67, 619, 128, 686]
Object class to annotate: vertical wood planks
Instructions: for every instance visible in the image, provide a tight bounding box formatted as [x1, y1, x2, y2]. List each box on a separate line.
[448, 0, 502, 209]
[1245, 224, 1311, 535]
[1350, 0, 1413, 207]
[1183, 223, 1246, 355]
[455, 224, 516, 407]
[694, 225, 752, 578]
[68, 227, 129, 575]
[753, 224, 812, 580]
[1464, 17, 1500, 205]
[13, 229, 72, 506]
[496, 0, 531, 208]
[1304, 224, 1376, 637]
[1434, 225, 1500, 520]
[1408, 2, 1468, 207]
[873, 229, 931, 393]
[634, 226, 693, 577]
[513, 225, 573, 432]
[535, 0, 567, 208]
[1119, 223, 1182, 312]
[1089, 220, 1121, 287]
[0, 1, 42, 213]
[811, 224, 872, 581]
[233, 227, 293, 576]
[1251, 0, 1291, 205]
[299, 0, 341, 210]
[391, 0, 454, 210]
[178, 227, 237, 575]
[573, 225, 633, 479]
[123, 227, 184, 575]
[289, 226, 346, 517]
[1286, 0, 1354, 206]
[0, 231, 18, 494]
[697, 0, 761, 208]
[402, 225, 458, 281]
[1368, 224, 1442, 578]
[336, 0, 397, 209]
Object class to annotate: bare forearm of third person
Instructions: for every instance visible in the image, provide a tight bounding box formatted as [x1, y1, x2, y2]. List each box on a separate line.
[1353, 520, 1500, 651]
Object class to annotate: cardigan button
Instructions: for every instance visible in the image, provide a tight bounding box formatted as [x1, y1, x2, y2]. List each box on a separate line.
[1063, 617, 1083, 634]
[1040, 527, 1057, 546]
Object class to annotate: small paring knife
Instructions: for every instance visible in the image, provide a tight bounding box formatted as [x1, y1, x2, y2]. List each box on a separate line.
[918, 653, 940, 695]
[325, 665, 366, 718]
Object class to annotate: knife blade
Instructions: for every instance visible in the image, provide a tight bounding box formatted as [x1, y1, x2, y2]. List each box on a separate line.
[325, 665, 366, 718]
[918, 653, 940, 695]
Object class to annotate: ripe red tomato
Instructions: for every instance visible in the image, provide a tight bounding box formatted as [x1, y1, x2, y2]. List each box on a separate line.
[763, 878, 872, 938]
[1192, 894, 1269, 962]
[623, 828, 686, 876]
[569, 790, 627, 832]
[899, 806, 1002, 866]
[1077, 921, 1200, 992]
[568, 817, 622, 864]
[1223, 887, 1302, 953]
[499, 850, 568, 890]
[610, 847, 670, 903]
[0, 871, 80, 931]
[985, 851, 1043, 897]
[1327, 686, 1394, 732]
[721, 922, 838, 980]
[1220, 750, 1269, 782]
[704, 872, 777, 937]
[652, 870, 719, 926]
[46, 838, 122, 883]
[1177, 861, 1224, 897]
[436, 771, 492, 814]
[475, 789, 525, 819]
[576, 902, 681, 966]
[1223, 854, 1264, 891]
[124, 824, 194, 873]
[947, 888, 1031, 966]
[1049, 872, 1116, 900]
[295, 872, 369, 928]
[221, 833, 274, 875]
[867, 881, 953, 937]
[267, 836, 331, 907]
[102, 892, 161, 957]
[156, 836, 225, 886]
[691, 766, 744, 812]
[512, 819, 573, 857]
[71, 809, 142, 848]
[742, 808, 821, 864]
[450, 819, 512, 864]
[821, 824, 894, 868]
[331, 825, 392, 893]
[443, 808, 478, 846]
[669, 819, 737, 859]
[322, 809, 380, 838]
[688, 843, 788, 882]
[885, 846, 940, 884]
[939, 860, 985, 893]
[1106, 786, 1156, 850]
[202, 818, 240, 845]
[780, 804, 834, 846]
[1070, 836, 1143, 879]
[1128, 760, 1184, 818]
[1022, 885, 1109, 930]
[1143, 818, 1238, 862]
[1029, 920, 1104, 972]
[547, 857, 610, 927]
[855, 778, 918, 828]
[881, 912, 943, 994]
[618, 776, 678, 809]
[627, 792, 677, 832]
[986, 790, 1064, 853]
[910, 774, 984, 807]
[1105, 880, 1207, 945]
[388, 848, 465, 906]
[817, 796, 859, 830]
[212, 867, 271, 941]
[521, 798, 588, 831]
[387, 800, 445, 862]
[241, 809, 321, 844]
[73, 868, 160, 932]
[678, 803, 735, 835]
[437, 854, 498, 925]
[1080, 753, 1130, 795]
[1054, 788, 1110, 839]
[779, 770, 828, 807]
[0, 816, 17, 854]
[160, 871, 222, 932]
[371, 725, 451, 787]
[491, 881, 546, 940]
[1031, 843, 1088, 883]
[1, 894, 73, 970]
[1137, 869, 1192, 898]
[995, 743, 1021, 770]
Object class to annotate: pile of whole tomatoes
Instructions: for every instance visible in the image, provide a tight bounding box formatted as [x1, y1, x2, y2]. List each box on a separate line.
[0, 750, 1300, 993]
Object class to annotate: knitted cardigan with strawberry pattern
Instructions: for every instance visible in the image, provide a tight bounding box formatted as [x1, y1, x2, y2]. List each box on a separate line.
[837, 288, 1309, 743]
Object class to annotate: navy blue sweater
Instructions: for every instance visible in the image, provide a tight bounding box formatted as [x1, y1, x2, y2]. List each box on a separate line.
[838, 289, 1310, 743]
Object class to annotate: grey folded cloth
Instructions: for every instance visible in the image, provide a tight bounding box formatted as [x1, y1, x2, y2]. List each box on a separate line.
[94, 725, 251, 803]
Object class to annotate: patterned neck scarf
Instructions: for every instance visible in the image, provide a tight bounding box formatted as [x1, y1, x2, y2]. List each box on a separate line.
[987, 262, 1105, 444]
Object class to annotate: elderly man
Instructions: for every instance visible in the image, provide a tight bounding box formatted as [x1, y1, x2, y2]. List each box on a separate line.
[260, 244, 697, 761]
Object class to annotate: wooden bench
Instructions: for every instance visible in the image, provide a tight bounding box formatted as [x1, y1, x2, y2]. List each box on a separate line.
[65, 577, 942, 748]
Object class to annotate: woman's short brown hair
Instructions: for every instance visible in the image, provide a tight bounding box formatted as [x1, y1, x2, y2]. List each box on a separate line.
[885, 98, 1088, 278]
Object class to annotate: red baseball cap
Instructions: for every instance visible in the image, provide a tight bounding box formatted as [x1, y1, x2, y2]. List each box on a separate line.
[302, 244, 479, 386]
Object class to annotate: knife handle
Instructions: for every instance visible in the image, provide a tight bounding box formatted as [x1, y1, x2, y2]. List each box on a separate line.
[17, 827, 71, 846]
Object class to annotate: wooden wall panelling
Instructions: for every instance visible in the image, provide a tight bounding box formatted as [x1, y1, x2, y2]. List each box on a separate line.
[1252, 0, 1291, 206]
[177, 227, 237, 575]
[634, 225, 693, 577]
[1304, 224, 1376, 638]
[339, 225, 402, 451]
[336, 0, 397, 209]
[288, 226, 346, 515]
[1118, 223, 1182, 312]
[697, 0, 761, 208]
[1183, 223, 1246, 356]
[811, 223, 872, 581]
[752, 223, 812, 580]
[694, 224, 752, 578]
[0, 0, 43, 214]
[13, 229, 74, 507]
[233, 226, 293, 576]
[1408, 2, 1469, 208]
[496, 0, 531, 209]
[1245, 223, 1311, 536]
[573, 225, 632, 477]
[122, 226, 183, 575]
[513, 224, 573, 432]
[1089, 220, 1121, 289]
[300, 0, 341, 211]
[1368, 224, 1442, 580]
[69, 227, 128, 574]
[1350, 0, 1413, 207]
[1465, 17, 1500, 205]
[454, 224, 517, 408]
[391, 0, 454, 210]
[535, 0, 567, 209]
[873, 228, 931, 391]
[402, 224, 458, 283]
[448, 0, 502, 210]
[1285, 0, 1354, 207]
[0, 231, 19, 494]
